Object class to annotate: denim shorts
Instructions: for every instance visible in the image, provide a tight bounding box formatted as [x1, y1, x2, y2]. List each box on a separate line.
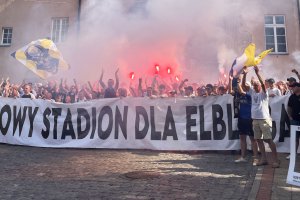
[238, 118, 254, 136]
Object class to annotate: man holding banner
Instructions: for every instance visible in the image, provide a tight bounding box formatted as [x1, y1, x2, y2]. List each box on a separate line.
[245, 66, 280, 168]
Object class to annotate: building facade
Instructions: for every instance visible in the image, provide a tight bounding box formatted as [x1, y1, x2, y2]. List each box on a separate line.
[0, 0, 300, 82]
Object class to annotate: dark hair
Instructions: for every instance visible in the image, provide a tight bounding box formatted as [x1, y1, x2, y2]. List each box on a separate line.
[184, 86, 193, 91]
[206, 84, 213, 89]
[159, 84, 166, 90]
[287, 77, 297, 82]
[218, 86, 226, 91]
[267, 78, 275, 84]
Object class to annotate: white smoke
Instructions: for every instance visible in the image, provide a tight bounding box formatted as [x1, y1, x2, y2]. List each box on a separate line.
[292, 51, 300, 65]
[62, 0, 264, 84]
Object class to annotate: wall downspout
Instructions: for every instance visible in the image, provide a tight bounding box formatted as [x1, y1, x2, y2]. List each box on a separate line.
[77, 0, 82, 37]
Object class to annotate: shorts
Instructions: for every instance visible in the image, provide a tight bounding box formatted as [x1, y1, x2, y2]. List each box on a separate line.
[252, 119, 272, 140]
[238, 118, 254, 136]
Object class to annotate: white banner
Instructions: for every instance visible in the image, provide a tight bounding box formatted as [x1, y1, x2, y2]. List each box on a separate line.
[287, 125, 300, 187]
[0, 95, 294, 151]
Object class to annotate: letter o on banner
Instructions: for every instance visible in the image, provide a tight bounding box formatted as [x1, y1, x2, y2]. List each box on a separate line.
[0, 105, 12, 135]
[98, 106, 113, 139]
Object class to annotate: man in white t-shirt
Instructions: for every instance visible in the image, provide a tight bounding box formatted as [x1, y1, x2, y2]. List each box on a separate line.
[266, 78, 281, 97]
[246, 66, 280, 168]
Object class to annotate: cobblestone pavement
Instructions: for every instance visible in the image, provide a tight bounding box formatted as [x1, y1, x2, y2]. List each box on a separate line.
[0, 144, 257, 200]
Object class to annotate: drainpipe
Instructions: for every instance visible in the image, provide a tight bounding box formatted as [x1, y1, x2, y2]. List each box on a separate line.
[77, 0, 82, 37]
[297, 0, 300, 27]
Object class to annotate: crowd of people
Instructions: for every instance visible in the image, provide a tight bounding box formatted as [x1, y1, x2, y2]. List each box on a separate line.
[1, 66, 300, 169]
[0, 68, 299, 102]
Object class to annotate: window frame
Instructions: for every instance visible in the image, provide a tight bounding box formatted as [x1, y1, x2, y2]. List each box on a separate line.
[51, 17, 69, 43]
[1, 27, 13, 46]
[264, 15, 288, 54]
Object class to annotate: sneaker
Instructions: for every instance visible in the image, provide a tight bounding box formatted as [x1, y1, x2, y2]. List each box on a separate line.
[286, 155, 290, 160]
[253, 158, 259, 166]
[234, 157, 247, 163]
[272, 160, 281, 168]
[256, 160, 268, 166]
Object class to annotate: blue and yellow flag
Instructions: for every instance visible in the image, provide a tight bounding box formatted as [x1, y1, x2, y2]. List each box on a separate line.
[11, 38, 69, 79]
[230, 43, 272, 78]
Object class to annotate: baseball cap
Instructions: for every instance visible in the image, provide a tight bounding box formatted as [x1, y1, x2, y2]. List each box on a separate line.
[266, 78, 275, 84]
[287, 77, 297, 82]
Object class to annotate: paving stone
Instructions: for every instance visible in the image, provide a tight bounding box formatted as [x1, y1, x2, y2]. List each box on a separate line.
[0, 144, 258, 199]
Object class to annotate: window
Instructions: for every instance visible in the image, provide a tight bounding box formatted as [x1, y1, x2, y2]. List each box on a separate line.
[51, 17, 69, 43]
[127, 0, 148, 16]
[1, 27, 12, 45]
[264, 15, 287, 53]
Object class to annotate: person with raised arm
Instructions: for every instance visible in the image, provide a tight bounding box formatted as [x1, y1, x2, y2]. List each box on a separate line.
[178, 78, 188, 96]
[99, 68, 119, 98]
[232, 68, 258, 165]
[243, 66, 280, 168]
[286, 82, 300, 160]
[292, 68, 300, 81]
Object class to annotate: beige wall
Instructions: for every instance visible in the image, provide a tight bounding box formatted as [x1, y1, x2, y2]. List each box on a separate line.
[255, 0, 300, 77]
[0, 0, 79, 82]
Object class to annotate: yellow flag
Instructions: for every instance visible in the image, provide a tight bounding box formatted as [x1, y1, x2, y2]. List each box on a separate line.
[230, 43, 272, 78]
[244, 43, 256, 67]
[11, 38, 69, 79]
[244, 43, 273, 67]
[253, 48, 273, 66]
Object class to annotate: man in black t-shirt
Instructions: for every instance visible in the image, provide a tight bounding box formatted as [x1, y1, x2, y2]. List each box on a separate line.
[99, 68, 119, 98]
[287, 82, 300, 158]
[21, 84, 36, 99]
